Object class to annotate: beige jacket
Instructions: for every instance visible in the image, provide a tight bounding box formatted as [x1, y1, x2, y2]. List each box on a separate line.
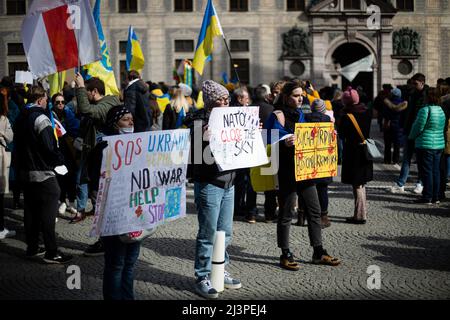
[0, 115, 13, 193]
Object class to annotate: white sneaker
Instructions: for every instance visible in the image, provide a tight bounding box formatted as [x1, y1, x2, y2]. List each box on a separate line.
[58, 202, 67, 214]
[389, 185, 405, 194]
[413, 183, 423, 195]
[0, 228, 16, 240]
[66, 202, 78, 215]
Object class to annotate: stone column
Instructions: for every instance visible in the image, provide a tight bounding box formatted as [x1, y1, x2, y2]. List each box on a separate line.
[311, 31, 326, 87]
[379, 30, 393, 88]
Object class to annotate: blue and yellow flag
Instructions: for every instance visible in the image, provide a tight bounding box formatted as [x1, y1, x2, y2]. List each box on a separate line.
[192, 0, 224, 76]
[48, 71, 66, 97]
[82, 0, 119, 96]
[126, 26, 145, 73]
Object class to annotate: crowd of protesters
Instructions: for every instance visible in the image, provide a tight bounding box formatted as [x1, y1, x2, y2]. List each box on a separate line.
[0, 71, 448, 300]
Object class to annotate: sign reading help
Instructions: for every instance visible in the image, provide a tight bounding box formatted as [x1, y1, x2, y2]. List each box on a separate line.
[294, 123, 338, 181]
[90, 129, 190, 237]
[208, 106, 268, 171]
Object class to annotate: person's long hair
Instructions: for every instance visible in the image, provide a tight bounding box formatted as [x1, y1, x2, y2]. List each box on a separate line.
[0, 87, 9, 117]
[274, 79, 303, 110]
[170, 88, 190, 114]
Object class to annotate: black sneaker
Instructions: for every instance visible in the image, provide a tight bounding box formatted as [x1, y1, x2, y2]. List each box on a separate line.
[83, 240, 104, 257]
[43, 252, 73, 264]
[412, 198, 432, 205]
[26, 247, 46, 258]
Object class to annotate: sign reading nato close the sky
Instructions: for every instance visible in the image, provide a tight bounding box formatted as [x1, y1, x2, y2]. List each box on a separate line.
[208, 106, 268, 171]
[91, 130, 190, 237]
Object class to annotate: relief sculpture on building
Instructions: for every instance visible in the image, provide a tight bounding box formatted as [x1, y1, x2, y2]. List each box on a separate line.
[392, 28, 420, 56]
[281, 26, 311, 58]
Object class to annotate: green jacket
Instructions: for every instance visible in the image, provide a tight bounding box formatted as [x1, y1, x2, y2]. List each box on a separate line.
[408, 104, 446, 150]
[76, 87, 121, 158]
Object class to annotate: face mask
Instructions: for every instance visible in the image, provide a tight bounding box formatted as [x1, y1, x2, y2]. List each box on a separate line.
[119, 126, 134, 134]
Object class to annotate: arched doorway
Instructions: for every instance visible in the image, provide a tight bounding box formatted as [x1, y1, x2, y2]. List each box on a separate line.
[332, 43, 374, 101]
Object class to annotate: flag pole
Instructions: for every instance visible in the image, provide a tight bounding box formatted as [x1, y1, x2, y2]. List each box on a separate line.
[222, 37, 240, 87]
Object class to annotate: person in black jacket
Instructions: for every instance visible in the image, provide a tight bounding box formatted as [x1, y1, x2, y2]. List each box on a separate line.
[123, 70, 152, 133]
[184, 80, 241, 300]
[339, 88, 373, 224]
[14, 86, 72, 264]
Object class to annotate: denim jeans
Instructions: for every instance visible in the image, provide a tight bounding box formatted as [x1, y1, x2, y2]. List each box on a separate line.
[416, 148, 443, 201]
[194, 182, 234, 279]
[447, 155, 450, 178]
[102, 235, 141, 300]
[75, 160, 88, 211]
[396, 140, 421, 187]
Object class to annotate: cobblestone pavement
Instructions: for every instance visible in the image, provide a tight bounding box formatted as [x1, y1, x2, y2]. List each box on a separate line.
[1, 121, 449, 300]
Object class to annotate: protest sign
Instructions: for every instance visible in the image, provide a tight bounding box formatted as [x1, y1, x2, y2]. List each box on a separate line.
[294, 123, 338, 181]
[14, 71, 34, 85]
[208, 106, 269, 171]
[90, 129, 190, 237]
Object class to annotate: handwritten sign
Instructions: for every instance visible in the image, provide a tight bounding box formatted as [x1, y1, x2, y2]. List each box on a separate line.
[90, 129, 190, 237]
[208, 106, 269, 171]
[294, 123, 338, 181]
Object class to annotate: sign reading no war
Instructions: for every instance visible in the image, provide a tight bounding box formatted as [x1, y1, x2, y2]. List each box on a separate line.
[294, 123, 338, 182]
[90, 129, 190, 237]
[208, 106, 269, 171]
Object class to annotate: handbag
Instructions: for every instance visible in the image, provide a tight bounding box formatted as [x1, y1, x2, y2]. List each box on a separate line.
[347, 114, 382, 161]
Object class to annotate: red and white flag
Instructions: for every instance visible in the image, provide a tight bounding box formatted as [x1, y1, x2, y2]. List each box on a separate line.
[21, 0, 101, 78]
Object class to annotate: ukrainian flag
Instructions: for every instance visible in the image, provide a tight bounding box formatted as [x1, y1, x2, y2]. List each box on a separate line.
[48, 71, 66, 97]
[126, 26, 145, 73]
[82, 0, 120, 96]
[192, 0, 224, 76]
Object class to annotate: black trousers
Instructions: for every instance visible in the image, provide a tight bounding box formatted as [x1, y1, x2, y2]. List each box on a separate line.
[0, 193, 4, 231]
[263, 190, 278, 218]
[24, 177, 60, 256]
[277, 184, 322, 249]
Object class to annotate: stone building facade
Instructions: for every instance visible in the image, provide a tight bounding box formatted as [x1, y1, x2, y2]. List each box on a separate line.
[0, 0, 449, 98]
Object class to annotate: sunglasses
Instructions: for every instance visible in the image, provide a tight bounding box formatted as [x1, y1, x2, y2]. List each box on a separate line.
[55, 100, 65, 104]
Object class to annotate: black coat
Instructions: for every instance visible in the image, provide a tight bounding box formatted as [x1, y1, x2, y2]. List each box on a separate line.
[339, 104, 373, 185]
[253, 99, 274, 127]
[123, 80, 152, 132]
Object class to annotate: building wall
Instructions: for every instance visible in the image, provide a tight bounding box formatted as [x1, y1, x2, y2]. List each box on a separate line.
[0, 0, 449, 91]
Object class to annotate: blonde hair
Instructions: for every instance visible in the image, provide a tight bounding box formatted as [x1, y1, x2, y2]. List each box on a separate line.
[170, 89, 190, 114]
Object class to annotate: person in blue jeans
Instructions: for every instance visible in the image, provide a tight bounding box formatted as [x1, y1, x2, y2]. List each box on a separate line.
[184, 80, 241, 299]
[409, 88, 446, 204]
[94, 105, 140, 300]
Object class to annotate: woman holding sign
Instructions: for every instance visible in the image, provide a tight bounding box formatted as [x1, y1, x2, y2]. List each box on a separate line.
[184, 80, 241, 299]
[91, 105, 142, 300]
[267, 80, 341, 271]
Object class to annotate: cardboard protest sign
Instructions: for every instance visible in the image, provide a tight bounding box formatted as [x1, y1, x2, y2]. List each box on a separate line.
[294, 123, 338, 181]
[90, 129, 190, 237]
[208, 106, 269, 171]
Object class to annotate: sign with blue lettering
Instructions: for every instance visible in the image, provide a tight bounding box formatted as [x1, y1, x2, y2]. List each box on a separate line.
[90, 129, 190, 237]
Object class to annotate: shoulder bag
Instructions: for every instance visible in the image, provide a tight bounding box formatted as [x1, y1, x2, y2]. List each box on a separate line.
[347, 114, 382, 161]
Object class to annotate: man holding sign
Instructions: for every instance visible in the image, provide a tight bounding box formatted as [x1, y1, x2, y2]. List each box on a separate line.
[184, 80, 243, 299]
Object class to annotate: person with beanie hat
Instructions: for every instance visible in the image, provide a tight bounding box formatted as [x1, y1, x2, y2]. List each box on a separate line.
[305, 99, 333, 228]
[183, 80, 241, 299]
[85, 105, 142, 300]
[382, 87, 408, 165]
[339, 87, 373, 224]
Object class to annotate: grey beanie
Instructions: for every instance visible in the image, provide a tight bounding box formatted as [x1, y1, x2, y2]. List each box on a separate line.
[202, 80, 229, 109]
[311, 99, 326, 114]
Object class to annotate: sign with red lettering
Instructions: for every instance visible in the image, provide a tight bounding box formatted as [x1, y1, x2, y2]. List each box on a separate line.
[90, 130, 191, 237]
[208, 106, 269, 171]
